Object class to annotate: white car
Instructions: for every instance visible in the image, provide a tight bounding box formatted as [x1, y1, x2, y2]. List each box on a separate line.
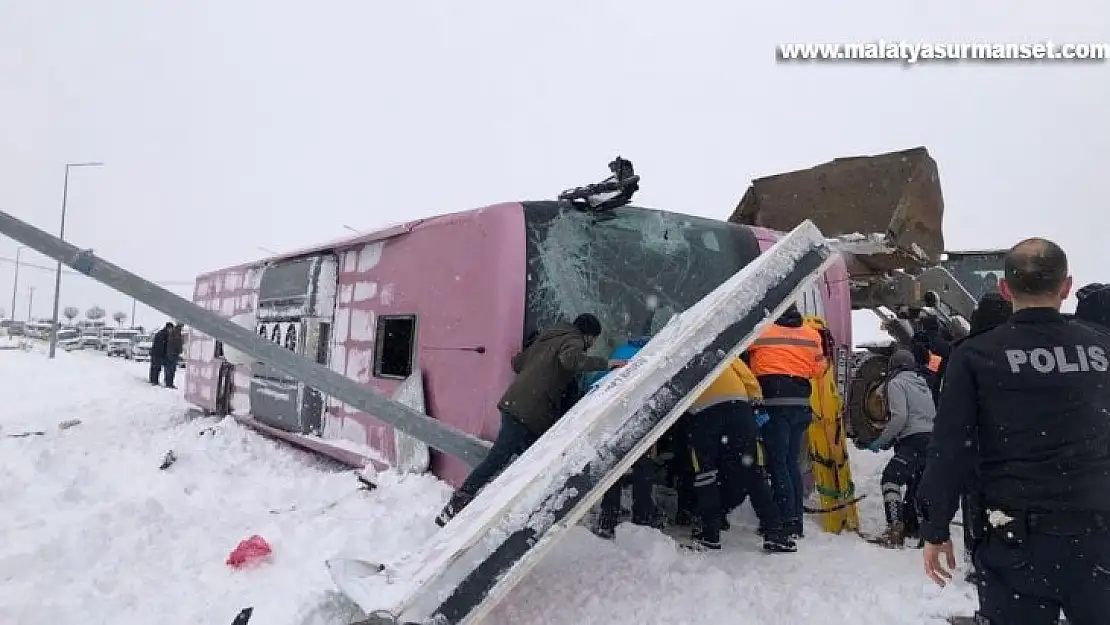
[132, 337, 153, 362]
[106, 337, 136, 358]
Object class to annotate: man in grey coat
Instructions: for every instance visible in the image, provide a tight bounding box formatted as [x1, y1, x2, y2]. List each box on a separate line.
[863, 348, 937, 548]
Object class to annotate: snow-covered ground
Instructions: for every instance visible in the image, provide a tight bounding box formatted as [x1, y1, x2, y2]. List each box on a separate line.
[0, 347, 977, 624]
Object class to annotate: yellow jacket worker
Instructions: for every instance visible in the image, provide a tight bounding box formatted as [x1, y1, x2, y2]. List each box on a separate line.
[681, 356, 796, 554]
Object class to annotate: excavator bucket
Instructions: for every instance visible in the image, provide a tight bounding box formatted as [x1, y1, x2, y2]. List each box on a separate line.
[730, 147, 945, 277]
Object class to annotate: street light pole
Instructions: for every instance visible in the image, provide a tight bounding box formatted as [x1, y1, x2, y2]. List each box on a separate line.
[130, 297, 137, 329]
[27, 286, 35, 321]
[48, 161, 103, 359]
[9, 246, 22, 321]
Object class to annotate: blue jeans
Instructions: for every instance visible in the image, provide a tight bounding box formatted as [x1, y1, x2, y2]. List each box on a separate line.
[761, 405, 812, 523]
[459, 411, 538, 496]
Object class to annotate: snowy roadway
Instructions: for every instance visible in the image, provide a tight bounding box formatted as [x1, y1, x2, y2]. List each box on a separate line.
[0, 347, 977, 624]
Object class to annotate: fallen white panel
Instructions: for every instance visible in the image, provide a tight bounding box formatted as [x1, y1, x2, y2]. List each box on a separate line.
[391, 371, 432, 474]
[328, 220, 836, 625]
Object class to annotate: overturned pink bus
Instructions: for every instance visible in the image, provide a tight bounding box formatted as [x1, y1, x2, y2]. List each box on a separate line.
[184, 201, 853, 488]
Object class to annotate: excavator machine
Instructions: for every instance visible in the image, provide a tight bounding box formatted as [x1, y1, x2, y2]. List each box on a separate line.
[729, 147, 1005, 532]
[729, 146, 1006, 444]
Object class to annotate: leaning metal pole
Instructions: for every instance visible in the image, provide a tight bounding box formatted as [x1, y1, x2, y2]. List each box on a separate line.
[47, 165, 70, 359]
[0, 208, 491, 467]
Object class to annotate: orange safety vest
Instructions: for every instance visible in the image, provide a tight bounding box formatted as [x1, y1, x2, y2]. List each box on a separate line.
[748, 323, 826, 379]
[927, 352, 942, 373]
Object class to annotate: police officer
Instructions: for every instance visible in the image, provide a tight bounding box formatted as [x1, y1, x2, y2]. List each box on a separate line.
[916, 238, 1110, 624]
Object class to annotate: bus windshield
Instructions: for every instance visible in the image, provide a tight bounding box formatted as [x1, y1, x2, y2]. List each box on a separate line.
[522, 202, 762, 354]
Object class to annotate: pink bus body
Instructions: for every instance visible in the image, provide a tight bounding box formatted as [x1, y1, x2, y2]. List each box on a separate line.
[185, 202, 851, 488]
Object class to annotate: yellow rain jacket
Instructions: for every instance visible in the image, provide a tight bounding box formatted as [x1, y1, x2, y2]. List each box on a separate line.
[688, 357, 763, 414]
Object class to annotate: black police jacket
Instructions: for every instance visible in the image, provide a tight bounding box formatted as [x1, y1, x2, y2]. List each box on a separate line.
[916, 307, 1110, 543]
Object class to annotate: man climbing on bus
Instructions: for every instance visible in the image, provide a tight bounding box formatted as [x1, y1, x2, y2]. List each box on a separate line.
[682, 354, 797, 553]
[436, 313, 615, 527]
[746, 304, 826, 539]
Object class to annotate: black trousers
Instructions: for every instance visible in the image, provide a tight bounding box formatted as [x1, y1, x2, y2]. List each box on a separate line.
[879, 432, 930, 523]
[974, 513, 1110, 624]
[149, 356, 163, 384]
[687, 401, 782, 543]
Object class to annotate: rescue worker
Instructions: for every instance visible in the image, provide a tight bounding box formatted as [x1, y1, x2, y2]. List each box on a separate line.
[436, 313, 615, 527]
[149, 322, 173, 386]
[917, 238, 1110, 624]
[583, 335, 661, 538]
[858, 348, 935, 548]
[935, 291, 1013, 582]
[745, 304, 826, 538]
[683, 355, 796, 553]
[1075, 282, 1110, 330]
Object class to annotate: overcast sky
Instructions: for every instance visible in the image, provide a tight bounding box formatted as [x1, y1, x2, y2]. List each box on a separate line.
[1, 1, 1106, 340]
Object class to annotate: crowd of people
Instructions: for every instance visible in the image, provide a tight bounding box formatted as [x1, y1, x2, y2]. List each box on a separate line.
[433, 236, 1110, 623]
[435, 303, 832, 554]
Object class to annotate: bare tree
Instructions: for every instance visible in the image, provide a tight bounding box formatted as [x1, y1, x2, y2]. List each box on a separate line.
[112, 311, 128, 327]
[63, 306, 79, 324]
[85, 306, 106, 322]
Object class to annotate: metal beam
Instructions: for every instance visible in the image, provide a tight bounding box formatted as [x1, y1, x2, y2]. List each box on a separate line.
[0, 209, 491, 466]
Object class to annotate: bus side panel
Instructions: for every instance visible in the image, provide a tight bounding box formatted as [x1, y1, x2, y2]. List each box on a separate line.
[331, 203, 527, 488]
[185, 266, 262, 412]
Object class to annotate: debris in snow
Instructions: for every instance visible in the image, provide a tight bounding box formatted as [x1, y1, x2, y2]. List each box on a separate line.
[6, 430, 46, 438]
[58, 418, 82, 430]
[159, 450, 177, 470]
[358, 464, 378, 490]
[226, 535, 273, 568]
[269, 476, 376, 515]
[230, 607, 253, 625]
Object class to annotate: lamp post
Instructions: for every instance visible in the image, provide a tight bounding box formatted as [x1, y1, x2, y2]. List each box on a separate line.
[130, 297, 137, 329]
[27, 286, 35, 321]
[9, 246, 22, 321]
[48, 161, 103, 359]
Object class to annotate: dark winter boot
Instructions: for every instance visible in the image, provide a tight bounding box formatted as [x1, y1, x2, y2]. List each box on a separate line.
[631, 507, 666, 530]
[761, 528, 798, 554]
[435, 490, 474, 527]
[689, 518, 722, 551]
[594, 509, 619, 540]
[785, 518, 804, 539]
[673, 507, 694, 527]
[682, 523, 722, 552]
[877, 498, 906, 548]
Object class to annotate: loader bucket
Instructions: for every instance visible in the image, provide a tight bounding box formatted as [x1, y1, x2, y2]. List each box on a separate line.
[730, 147, 945, 276]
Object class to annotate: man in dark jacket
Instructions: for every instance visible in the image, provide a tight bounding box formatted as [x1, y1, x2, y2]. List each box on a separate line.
[163, 323, 185, 388]
[149, 322, 173, 386]
[1075, 282, 1110, 330]
[436, 313, 613, 527]
[936, 291, 1012, 581]
[917, 238, 1110, 623]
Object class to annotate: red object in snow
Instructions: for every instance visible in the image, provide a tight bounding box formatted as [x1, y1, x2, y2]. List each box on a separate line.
[226, 535, 272, 568]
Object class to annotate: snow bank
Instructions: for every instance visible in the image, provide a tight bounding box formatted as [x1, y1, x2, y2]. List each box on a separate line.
[0, 349, 978, 625]
[0, 349, 449, 625]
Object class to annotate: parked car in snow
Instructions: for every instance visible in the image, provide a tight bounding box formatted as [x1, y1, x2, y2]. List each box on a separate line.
[132, 336, 153, 362]
[56, 328, 82, 351]
[79, 328, 103, 350]
[106, 329, 142, 356]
